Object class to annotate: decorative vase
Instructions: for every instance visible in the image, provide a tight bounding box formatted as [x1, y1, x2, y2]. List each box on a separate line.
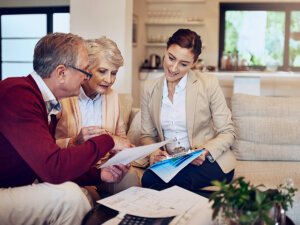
[273, 203, 286, 225]
[214, 206, 287, 225]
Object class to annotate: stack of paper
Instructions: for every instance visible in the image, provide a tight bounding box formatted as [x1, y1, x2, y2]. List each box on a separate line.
[98, 186, 206, 218]
[98, 186, 214, 225]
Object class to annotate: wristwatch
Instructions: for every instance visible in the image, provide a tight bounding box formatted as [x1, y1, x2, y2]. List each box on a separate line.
[205, 150, 215, 163]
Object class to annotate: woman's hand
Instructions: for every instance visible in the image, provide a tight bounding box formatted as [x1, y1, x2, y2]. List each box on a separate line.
[100, 164, 130, 183]
[150, 149, 169, 164]
[190, 150, 208, 166]
[72, 126, 110, 145]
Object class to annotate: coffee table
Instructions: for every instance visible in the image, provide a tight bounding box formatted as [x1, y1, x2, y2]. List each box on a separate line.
[81, 203, 296, 225]
[81, 203, 212, 225]
[82, 204, 118, 225]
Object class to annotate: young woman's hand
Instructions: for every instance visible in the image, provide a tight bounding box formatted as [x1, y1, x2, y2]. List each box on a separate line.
[190, 150, 208, 166]
[150, 149, 169, 165]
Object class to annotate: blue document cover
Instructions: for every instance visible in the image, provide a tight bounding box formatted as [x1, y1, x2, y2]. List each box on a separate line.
[149, 149, 205, 183]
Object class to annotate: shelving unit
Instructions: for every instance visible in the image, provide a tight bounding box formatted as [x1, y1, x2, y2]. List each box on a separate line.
[145, 21, 204, 26]
[145, 43, 166, 47]
[147, 0, 205, 3]
[145, 0, 206, 59]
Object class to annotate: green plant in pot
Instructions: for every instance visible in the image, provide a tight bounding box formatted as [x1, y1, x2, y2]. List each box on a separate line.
[209, 177, 297, 225]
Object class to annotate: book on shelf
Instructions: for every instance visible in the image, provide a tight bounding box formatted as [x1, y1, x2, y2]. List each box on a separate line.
[149, 148, 205, 183]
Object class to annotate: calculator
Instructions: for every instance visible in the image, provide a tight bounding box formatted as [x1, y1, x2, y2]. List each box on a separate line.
[119, 214, 174, 225]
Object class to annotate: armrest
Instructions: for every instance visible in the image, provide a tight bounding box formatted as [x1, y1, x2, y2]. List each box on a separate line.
[128, 108, 140, 126]
[127, 110, 141, 147]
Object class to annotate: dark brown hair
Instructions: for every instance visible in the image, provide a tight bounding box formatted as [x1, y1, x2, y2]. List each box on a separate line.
[167, 29, 202, 62]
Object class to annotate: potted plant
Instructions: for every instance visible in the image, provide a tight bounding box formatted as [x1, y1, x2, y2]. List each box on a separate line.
[209, 177, 297, 225]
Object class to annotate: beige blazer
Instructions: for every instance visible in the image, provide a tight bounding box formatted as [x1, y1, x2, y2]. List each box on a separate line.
[55, 88, 126, 148]
[140, 70, 236, 173]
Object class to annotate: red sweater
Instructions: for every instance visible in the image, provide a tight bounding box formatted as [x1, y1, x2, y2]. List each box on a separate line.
[0, 75, 114, 188]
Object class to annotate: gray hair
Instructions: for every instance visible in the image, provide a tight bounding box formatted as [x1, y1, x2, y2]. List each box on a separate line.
[33, 32, 85, 78]
[85, 37, 124, 70]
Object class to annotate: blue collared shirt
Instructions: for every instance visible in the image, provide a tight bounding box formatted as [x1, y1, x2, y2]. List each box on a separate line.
[31, 72, 61, 123]
[78, 87, 102, 127]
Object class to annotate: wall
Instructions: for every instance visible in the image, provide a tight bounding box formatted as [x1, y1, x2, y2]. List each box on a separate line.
[70, 0, 133, 94]
[132, 0, 147, 107]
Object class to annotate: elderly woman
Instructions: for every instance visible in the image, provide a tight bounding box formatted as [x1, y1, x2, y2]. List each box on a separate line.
[140, 29, 236, 196]
[55, 37, 133, 189]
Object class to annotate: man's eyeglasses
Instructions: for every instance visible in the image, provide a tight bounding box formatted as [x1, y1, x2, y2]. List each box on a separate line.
[69, 66, 93, 79]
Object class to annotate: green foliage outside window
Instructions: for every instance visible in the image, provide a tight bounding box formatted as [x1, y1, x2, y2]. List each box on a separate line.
[289, 11, 300, 67]
[224, 11, 285, 67]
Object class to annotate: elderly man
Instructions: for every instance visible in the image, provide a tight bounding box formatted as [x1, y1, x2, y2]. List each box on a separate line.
[0, 33, 130, 225]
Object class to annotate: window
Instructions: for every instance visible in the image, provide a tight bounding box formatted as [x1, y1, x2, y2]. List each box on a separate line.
[219, 3, 300, 71]
[0, 7, 69, 80]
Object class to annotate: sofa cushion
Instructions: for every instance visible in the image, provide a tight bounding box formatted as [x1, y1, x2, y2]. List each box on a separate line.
[127, 110, 141, 146]
[234, 161, 300, 187]
[119, 94, 133, 132]
[231, 94, 300, 161]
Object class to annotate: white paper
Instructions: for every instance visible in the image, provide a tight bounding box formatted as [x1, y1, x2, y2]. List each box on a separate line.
[149, 149, 204, 183]
[99, 139, 174, 168]
[169, 199, 214, 225]
[98, 186, 176, 217]
[98, 186, 206, 218]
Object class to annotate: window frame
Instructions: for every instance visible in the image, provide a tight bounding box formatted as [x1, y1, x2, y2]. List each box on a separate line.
[219, 3, 300, 71]
[0, 6, 69, 79]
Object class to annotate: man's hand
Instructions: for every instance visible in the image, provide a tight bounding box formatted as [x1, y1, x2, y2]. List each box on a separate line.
[110, 135, 134, 154]
[100, 164, 130, 183]
[72, 126, 110, 145]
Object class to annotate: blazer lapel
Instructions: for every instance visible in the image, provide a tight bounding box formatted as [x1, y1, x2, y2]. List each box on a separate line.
[186, 71, 198, 146]
[151, 78, 164, 141]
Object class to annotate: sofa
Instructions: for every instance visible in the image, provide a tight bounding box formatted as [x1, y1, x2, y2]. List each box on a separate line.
[118, 93, 300, 224]
[230, 94, 300, 224]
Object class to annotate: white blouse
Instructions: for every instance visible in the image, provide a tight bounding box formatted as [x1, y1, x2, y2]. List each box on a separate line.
[160, 75, 190, 152]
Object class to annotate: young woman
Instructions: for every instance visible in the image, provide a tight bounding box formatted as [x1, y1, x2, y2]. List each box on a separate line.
[140, 29, 236, 195]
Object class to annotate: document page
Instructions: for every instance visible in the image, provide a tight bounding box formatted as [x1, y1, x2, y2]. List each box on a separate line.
[98, 186, 205, 218]
[149, 149, 204, 183]
[99, 139, 174, 168]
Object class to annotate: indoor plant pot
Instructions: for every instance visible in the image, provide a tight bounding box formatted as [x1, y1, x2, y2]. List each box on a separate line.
[209, 177, 297, 225]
